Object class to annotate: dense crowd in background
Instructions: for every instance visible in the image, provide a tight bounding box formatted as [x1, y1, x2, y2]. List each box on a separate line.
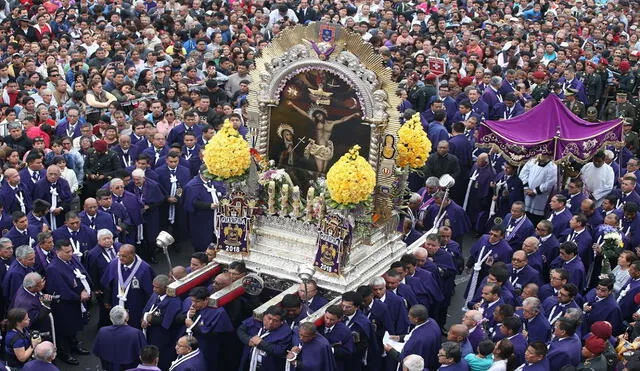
[0, 0, 637, 369]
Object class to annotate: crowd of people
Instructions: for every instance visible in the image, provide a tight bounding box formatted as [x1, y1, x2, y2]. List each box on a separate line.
[0, 0, 635, 368]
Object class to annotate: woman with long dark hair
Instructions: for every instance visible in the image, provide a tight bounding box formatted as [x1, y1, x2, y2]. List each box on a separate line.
[4, 308, 42, 369]
[489, 339, 517, 371]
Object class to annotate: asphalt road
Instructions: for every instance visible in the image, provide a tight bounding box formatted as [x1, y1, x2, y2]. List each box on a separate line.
[59, 235, 475, 370]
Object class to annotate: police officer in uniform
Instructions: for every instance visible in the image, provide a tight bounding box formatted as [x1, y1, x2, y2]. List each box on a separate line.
[624, 119, 640, 154]
[582, 61, 602, 108]
[604, 92, 636, 127]
[531, 71, 549, 102]
[585, 106, 599, 122]
[565, 88, 585, 117]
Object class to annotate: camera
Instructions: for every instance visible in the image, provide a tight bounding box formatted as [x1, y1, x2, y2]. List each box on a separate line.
[31, 331, 51, 340]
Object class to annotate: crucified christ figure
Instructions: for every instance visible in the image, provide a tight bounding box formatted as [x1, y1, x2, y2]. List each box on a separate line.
[287, 100, 360, 173]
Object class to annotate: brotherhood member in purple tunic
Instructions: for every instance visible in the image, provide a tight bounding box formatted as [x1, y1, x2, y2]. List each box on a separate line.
[110, 178, 144, 245]
[507, 251, 542, 293]
[78, 198, 117, 235]
[546, 317, 582, 369]
[297, 281, 328, 312]
[126, 169, 166, 262]
[581, 277, 624, 336]
[562, 180, 588, 215]
[156, 153, 191, 241]
[86, 229, 121, 326]
[286, 322, 337, 371]
[21, 341, 60, 371]
[44, 240, 92, 365]
[141, 132, 170, 168]
[499, 316, 527, 366]
[520, 342, 550, 371]
[183, 166, 226, 252]
[394, 257, 444, 310]
[422, 191, 471, 242]
[618, 261, 640, 321]
[500, 202, 535, 251]
[581, 199, 604, 233]
[32, 166, 72, 231]
[11, 272, 52, 333]
[549, 242, 586, 292]
[340, 292, 377, 371]
[464, 225, 512, 303]
[5, 211, 39, 248]
[141, 275, 182, 371]
[238, 305, 293, 371]
[101, 244, 155, 330]
[543, 283, 580, 326]
[416, 241, 456, 326]
[561, 215, 594, 272]
[368, 277, 408, 334]
[520, 297, 551, 344]
[384, 269, 418, 309]
[614, 176, 640, 209]
[3, 245, 36, 305]
[169, 336, 207, 371]
[621, 202, 640, 249]
[462, 310, 487, 352]
[546, 194, 573, 238]
[357, 285, 393, 370]
[384, 304, 442, 371]
[534, 220, 560, 273]
[27, 199, 49, 233]
[176, 287, 234, 371]
[0, 169, 32, 215]
[467, 267, 516, 308]
[319, 305, 354, 371]
[491, 164, 525, 220]
[93, 305, 147, 371]
[464, 154, 495, 233]
[96, 188, 131, 242]
[52, 212, 98, 260]
[19, 153, 46, 199]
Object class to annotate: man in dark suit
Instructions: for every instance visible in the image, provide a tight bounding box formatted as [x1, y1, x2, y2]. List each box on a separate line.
[296, 0, 317, 23]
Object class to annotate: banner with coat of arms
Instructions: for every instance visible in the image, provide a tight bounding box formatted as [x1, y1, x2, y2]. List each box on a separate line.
[215, 191, 257, 254]
[313, 213, 352, 276]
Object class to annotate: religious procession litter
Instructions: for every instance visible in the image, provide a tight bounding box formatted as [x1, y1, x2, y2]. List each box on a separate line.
[0, 0, 638, 370]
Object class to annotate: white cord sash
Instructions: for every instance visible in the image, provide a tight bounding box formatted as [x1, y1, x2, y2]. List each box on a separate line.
[117, 256, 143, 307]
[249, 328, 270, 371]
[49, 186, 58, 230]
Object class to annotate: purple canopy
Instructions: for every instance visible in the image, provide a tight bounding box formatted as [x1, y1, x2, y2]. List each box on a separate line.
[476, 95, 623, 165]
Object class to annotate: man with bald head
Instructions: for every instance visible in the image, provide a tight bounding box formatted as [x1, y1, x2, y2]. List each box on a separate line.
[507, 250, 541, 294]
[0, 168, 32, 214]
[142, 274, 181, 370]
[465, 153, 495, 234]
[171, 266, 187, 281]
[21, 341, 58, 370]
[125, 169, 165, 263]
[580, 198, 603, 231]
[419, 140, 460, 191]
[110, 178, 144, 246]
[211, 272, 232, 293]
[79, 198, 117, 234]
[462, 310, 486, 352]
[521, 236, 544, 274]
[33, 165, 72, 230]
[447, 324, 473, 356]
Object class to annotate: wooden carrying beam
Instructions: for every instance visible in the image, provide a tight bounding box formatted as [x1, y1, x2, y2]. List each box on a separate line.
[252, 285, 299, 320]
[301, 297, 341, 327]
[167, 263, 222, 297]
[209, 279, 245, 307]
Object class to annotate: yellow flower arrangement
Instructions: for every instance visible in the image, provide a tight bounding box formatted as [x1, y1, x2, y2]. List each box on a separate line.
[203, 120, 251, 180]
[396, 113, 431, 169]
[326, 145, 376, 207]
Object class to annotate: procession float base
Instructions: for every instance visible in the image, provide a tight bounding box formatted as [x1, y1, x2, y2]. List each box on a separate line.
[215, 213, 407, 294]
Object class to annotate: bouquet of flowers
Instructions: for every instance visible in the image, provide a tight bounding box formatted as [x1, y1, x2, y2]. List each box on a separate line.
[326, 145, 376, 209]
[598, 224, 624, 275]
[257, 168, 294, 187]
[203, 120, 251, 181]
[396, 112, 431, 169]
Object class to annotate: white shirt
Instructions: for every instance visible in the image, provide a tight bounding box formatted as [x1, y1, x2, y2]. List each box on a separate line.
[580, 162, 614, 205]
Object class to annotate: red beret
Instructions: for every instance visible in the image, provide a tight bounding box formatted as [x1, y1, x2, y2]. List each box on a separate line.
[590, 321, 612, 340]
[585, 335, 606, 355]
[620, 61, 631, 73]
[586, 61, 597, 69]
[634, 292, 640, 305]
[425, 73, 437, 81]
[93, 140, 108, 153]
[459, 76, 474, 87]
[532, 71, 546, 80]
[599, 58, 609, 66]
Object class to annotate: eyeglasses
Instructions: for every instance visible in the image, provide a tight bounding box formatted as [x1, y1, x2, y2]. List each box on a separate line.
[50, 74, 59, 77]
[165, 112, 174, 116]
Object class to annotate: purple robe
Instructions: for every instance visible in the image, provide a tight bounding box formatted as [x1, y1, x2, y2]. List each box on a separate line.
[507, 333, 527, 366]
[381, 291, 410, 335]
[169, 350, 207, 371]
[550, 256, 586, 292]
[343, 310, 376, 371]
[618, 277, 640, 321]
[11, 287, 50, 333]
[467, 277, 515, 308]
[101, 257, 155, 328]
[465, 235, 513, 296]
[547, 208, 573, 238]
[238, 317, 293, 371]
[582, 290, 624, 335]
[501, 214, 535, 251]
[19, 168, 46, 199]
[4, 225, 39, 249]
[27, 212, 46, 234]
[307, 295, 329, 312]
[538, 234, 560, 271]
[543, 297, 580, 325]
[180, 306, 234, 370]
[423, 201, 471, 241]
[52, 225, 97, 257]
[468, 325, 486, 352]
[44, 256, 91, 336]
[92, 325, 147, 371]
[621, 215, 640, 249]
[562, 228, 594, 272]
[466, 164, 495, 232]
[167, 123, 202, 146]
[85, 244, 121, 291]
[405, 269, 443, 309]
[493, 172, 525, 219]
[2, 260, 36, 304]
[564, 192, 587, 215]
[126, 179, 166, 244]
[155, 164, 191, 236]
[290, 332, 337, 371]
[142, 293, 182, 370]
[32, 178, 72, 228]
[183, 176, 226, 251]
[448, 134, 473, 175]
[399, 319, 442, 371]
[79, 210, 117, 235]
[526, 250, 544, 274]
[366, 299, 393, 368]
[521, 359, 550, 371]
[101, 203, 131, 241]
[20, 359, 60, 371]
[112, 145, 139, 169]
[319, 322, 353, 371]
[507, 264, 542, 292]
[125, 365, 160, 371]
[112, 191, 143, 244]
[547, 334, 581, 369]
[523, 312, 551, 344]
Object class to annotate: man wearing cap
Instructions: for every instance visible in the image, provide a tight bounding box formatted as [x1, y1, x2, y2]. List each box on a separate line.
[530, 71, 549, 102]
[623, 120, 639, 153]
[15, 17, 38, 42]
[565, 88, 586, 117]
[604, 92, 636, 126]
[578, 335, 608, 371]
